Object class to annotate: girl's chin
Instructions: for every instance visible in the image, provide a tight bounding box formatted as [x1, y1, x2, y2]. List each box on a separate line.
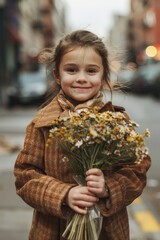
[66, 94, 94, 105]
[71, 94, 92, 101]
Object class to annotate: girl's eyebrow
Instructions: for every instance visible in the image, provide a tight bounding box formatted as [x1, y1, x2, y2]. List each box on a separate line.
[88, 64, 100, 68]
[63, 63, 77, 66]
[86, 64, 101, 69]
[63, 63, 100, 68]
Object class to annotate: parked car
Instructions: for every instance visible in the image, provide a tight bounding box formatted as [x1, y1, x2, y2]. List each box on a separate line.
[131, 62, 160, 95]
[6, 69, 48, 107]
[152, 75, 160, 99]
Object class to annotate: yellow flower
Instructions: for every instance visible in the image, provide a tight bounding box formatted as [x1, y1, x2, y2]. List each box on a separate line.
[111, 134, 117, 140]
[136, 134, 143, 141]
[89, 126, 98, 137]
[145, 128, 150, 138]
[74, 138, 79, 143]
[49, 133, 53, 138]
[113, 126, 119, 132]
[126, 135, 134, 142]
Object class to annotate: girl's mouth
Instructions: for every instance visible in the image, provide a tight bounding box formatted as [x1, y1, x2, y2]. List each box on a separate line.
[72, 86, 91, 89]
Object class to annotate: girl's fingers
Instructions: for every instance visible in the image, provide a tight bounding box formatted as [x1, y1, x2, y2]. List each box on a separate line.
[85, 171, 107, 197]
[73, 206, 87, 215]
[72, 186, 97, 199]
[69, 195, 98, 214]
[86, 168, 102, 176]
[73, 192, 99, 203]
[86, 169, 105, 185]
[74, 199, 97, 208]
[67, 185, 99, 212]
[87, 186, 108, 198]
[87, 186, 102, 194]
[86, 175, 103, 183]
[85, 169, 106, 196]
[86, 175, 105, 188]
[87, 181, 102, 188]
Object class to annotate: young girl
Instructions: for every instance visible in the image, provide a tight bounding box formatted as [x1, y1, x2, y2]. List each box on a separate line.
[14, 30, 151, 240]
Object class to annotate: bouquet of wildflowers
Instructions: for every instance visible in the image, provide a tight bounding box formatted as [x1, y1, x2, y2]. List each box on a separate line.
[47, 106, 150, 240]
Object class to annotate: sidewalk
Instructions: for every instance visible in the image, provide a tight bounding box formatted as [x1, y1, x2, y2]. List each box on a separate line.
[0, 170, 32, 240]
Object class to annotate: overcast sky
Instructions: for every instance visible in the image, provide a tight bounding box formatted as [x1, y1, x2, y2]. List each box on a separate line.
[63, 0, 130, 37]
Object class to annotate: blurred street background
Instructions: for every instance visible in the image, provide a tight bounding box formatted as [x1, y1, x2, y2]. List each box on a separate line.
[0, 0, 160, 239]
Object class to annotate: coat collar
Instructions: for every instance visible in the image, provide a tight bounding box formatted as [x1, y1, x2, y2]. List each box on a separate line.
[33, 97, 62, 128]
[33, 97, 125, 128]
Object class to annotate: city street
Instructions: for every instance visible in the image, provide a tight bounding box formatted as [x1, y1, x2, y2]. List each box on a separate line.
[0, 92, 160, 240]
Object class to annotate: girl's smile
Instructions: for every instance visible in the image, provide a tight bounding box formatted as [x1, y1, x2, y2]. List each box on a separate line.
[58, 47, 104, 103]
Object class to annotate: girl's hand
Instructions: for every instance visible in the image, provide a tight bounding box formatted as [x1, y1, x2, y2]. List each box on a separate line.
[86, 168, 109, 198]
[66, 185, 99, 214]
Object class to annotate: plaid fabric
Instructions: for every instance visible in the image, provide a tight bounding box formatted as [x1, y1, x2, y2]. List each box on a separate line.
[14, 95, 151, 240]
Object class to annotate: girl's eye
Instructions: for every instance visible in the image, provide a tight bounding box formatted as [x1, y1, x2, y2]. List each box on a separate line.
[66, 68, 77, 73]
[88, 68, 98, 74]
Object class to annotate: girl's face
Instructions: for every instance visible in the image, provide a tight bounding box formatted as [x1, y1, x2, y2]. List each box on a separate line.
[58, 47, 104, 103]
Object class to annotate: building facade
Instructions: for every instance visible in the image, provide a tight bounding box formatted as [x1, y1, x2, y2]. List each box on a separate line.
[127, 0, 160, 64]
[0, 0, 67, 105]
[0, 0, 21, 103]
[19, 0, 66, 70]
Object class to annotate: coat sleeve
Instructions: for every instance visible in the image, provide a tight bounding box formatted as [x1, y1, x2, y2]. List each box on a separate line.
[14, 122, 74, 219]
[97, 155, 151, 217]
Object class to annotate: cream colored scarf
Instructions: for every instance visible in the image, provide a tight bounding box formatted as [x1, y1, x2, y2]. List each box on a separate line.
[56, 90, 104, 117]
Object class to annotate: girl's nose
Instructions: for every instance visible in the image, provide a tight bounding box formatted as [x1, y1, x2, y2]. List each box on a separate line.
[76, 71, 87, 83]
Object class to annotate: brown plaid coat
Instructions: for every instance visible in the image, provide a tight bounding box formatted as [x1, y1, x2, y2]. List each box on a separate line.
[14, 97, 151, 240]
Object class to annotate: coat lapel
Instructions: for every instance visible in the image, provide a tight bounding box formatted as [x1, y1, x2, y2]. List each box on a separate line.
[99, 101, 125, 113]
[33, 97, 62, 128]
